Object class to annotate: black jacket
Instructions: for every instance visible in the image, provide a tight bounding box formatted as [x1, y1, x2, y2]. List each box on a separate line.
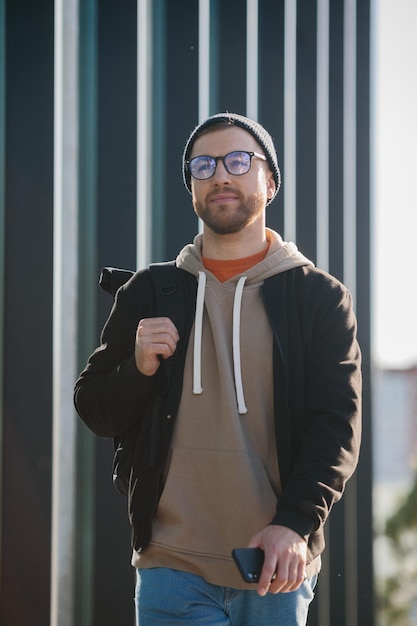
[74, 264, 362, 563]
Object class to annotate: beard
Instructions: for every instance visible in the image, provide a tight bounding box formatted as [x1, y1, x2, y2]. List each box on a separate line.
[193, 187, 266, 235]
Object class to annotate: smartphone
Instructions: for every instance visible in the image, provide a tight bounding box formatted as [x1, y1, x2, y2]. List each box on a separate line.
[231, 547, 264, 583]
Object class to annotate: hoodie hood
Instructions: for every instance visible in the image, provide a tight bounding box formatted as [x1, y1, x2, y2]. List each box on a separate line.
[176, 228, 314, 414]
[176, 228, 313, 284]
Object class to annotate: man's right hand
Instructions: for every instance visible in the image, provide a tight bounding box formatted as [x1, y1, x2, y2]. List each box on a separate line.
[135, 317, 180, 376]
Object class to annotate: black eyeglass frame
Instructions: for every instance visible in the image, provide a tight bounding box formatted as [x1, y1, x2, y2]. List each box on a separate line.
[186, 150, 267, 180]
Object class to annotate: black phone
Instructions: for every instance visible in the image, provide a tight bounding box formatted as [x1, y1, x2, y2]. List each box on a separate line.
[231, 547, 264, 583]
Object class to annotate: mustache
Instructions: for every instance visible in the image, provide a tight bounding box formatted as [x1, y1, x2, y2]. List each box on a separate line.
[205, 186, 243, 201]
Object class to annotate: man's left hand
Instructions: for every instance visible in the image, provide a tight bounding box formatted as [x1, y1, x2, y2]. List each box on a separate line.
[247, 525, 307, 596]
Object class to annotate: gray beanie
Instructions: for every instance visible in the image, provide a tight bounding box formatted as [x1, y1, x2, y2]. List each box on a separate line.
[182, 112, 281, 205]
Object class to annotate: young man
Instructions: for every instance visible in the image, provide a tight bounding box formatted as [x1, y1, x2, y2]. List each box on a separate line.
[74, 113, 362, 625]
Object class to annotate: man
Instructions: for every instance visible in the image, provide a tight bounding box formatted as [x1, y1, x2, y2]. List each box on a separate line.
[74, 112, 362, 625]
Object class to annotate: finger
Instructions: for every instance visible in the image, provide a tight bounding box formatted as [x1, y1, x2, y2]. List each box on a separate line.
[257, 558, 278, 597]
[285, 561, 306, 593]
[268, 563, 289, 594]
[269, 560, 305, 594]
[138, 330, 178, 352]
[140, 339, 175, 359]
[137, 319, 179, 353]
[137, 317, 179, 341]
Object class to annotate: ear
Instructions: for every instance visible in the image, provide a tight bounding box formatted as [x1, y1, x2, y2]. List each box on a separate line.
[266, 171, 276, 200]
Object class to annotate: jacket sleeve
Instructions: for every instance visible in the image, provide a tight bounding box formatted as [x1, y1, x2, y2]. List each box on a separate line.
[74, 273, 163, 438]
[272, 271, 362, 544]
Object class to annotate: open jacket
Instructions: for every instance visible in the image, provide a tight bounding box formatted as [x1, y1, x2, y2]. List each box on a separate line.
[74, 263, 362, 564]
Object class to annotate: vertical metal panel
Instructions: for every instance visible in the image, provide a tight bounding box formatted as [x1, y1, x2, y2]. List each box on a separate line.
[0, 0, 5, 592]
[284, 0, 297, 241]
[137, 0, 153, 268]
[162, 0, 199, 260]
[296, 0, 317, 261]
[258, 0, 285, 236]
[316, 0, 330, 271]
[198, 0, 211, 121]
[75, 0, 98, 623]
[97, 0, 137, 274]
[94, 3, 138, 624]
[355, 0, 374, 621]
[345, 479, 359, 626]
[246, 0, 259, 119]
[197, 0, 211, 235]
[3, 4, 54, 624]
[343, 0, 357, 300]
[151, 0, 169, 259]
[315, 531, 331, 626]
[342, 11, 360, 622]
[51, 0, 79, 624]
[214, 0, 247, 113]
[328, 0, 345, 282]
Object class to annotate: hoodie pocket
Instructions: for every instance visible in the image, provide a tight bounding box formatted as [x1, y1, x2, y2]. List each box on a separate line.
[149, 447, 279, 558]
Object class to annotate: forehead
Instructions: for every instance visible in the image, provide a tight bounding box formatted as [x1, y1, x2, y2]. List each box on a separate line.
[190, 125, 262, 157]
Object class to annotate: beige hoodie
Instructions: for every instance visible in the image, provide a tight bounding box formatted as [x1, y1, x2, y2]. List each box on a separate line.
[133, 229, 313, 588]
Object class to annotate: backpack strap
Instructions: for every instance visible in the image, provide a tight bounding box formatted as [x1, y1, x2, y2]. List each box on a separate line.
[146, 261, 187, 468]
[99, 266, 134, 298]
[99, 260, 187, 493]
[148, 261, 186, 339]
[98, 261, 185, 341]
[99, 262, 185, 329]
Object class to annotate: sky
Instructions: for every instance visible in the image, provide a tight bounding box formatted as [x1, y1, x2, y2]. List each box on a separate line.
[372, 0, 417, 369]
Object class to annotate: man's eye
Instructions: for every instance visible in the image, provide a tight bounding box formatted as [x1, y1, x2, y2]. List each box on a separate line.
[229, 157, 244, 168]
[193, 158, 213, 174]
[198, 161, 212, 172]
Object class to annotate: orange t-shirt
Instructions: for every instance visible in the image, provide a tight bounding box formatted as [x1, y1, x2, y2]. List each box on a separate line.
[202, 245, 270, 283]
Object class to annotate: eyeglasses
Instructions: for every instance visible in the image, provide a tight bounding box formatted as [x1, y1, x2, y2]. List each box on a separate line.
[186, 150, 267, 181]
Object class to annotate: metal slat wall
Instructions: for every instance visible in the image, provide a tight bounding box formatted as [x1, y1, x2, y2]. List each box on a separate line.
[0, 1, 372, 624]
[135, 2, 373, 625]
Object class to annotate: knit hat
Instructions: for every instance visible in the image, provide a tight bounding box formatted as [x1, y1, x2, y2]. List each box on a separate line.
[182, 112, 281, 205]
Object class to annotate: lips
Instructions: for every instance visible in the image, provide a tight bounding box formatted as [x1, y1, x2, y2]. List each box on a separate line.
[207, 188, 240, 203]
[210, 194, 237, 202]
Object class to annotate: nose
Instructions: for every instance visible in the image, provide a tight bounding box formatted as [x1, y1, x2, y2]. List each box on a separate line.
[212, 158, 231, 184]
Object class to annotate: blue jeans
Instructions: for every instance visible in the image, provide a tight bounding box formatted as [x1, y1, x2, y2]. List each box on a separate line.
[135, 568, 317, 625]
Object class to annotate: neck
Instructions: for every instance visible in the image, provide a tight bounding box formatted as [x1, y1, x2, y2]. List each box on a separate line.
[201, 222, 268, 260]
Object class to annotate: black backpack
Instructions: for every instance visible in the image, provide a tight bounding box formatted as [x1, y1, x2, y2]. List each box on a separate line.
[99, 261, 186, 495]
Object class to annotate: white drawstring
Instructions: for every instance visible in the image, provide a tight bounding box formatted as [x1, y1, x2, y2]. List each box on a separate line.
[193, 271, 206, 394]
[233, 277, 248, 414]
[192, 271, 248, 415]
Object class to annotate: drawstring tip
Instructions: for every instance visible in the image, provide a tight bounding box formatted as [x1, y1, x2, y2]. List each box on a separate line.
[193, 386, 203, 395]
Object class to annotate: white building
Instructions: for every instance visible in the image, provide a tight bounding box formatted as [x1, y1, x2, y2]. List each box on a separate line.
[372, 365, 417, 588]
[373, 366, 417, 490]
